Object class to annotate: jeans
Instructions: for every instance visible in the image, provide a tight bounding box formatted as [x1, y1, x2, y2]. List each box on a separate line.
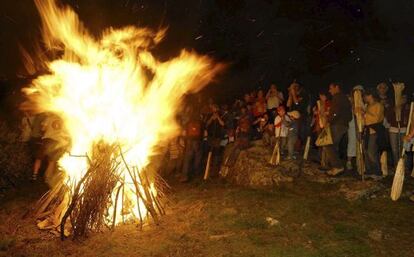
[181, 139, 202, 179]
[287, 132, 298, 158]
[323, 124, 348, 169]
[366, 133, 380, 175]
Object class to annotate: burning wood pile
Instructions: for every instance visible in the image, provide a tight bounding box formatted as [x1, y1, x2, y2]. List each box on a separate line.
[20, 0, 223, 239]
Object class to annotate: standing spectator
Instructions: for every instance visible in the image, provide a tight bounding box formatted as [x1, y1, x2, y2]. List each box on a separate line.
[287, 82, 302, 111]
[346, 86, 364, 171]
[274, 106, 291, 159]
[221, 104, 235, 144]
[266, 84, 284, 120]
[313, 91, 331, 168]
[377, 82, 393, 166]
[313, 91, 330, 134]
[180, 110, 203, 182]
[287, 82, 311, 145]
[206, 104, 225, 176]
[387, 94, 410, 166]
[253, 89, 267, 118]
[286, 111, 301, 160]
[222, 106, 251, 168]
[325, 82, 353, 176]
[364, 89, 385, 177]
[377, 82, 391, 110]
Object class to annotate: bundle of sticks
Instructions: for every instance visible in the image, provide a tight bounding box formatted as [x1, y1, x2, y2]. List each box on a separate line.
[33, 142, 166, 239]
[391, 101, 414, 201]
[353, 88, 366, 180]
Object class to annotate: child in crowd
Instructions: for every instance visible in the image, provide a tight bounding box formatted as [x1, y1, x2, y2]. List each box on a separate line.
[274, 106, 298, 160]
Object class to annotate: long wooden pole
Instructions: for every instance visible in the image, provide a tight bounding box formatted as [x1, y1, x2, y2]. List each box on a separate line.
[203, 151, 212, 180]
[353, 89, 366, 181]
[391, 102, 414, 201]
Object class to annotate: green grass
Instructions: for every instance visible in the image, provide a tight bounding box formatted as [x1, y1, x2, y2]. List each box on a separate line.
[2, 179, 414, 257]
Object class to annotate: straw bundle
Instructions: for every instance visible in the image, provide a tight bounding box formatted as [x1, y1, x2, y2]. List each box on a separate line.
[32, 141, 166, 239]
[317, 100, 327, 129]
[353, 90, 364, 133]
[353, 89, 366, 178]
[393, 83, 405, 122]
[391, 158, 405, 201]
[269, 130, 282, 165]
[391, 102, 414, 201]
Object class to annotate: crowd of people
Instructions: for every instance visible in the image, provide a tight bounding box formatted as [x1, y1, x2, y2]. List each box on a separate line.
[19, 80, 414, 201]
[165, 81, 414, 192]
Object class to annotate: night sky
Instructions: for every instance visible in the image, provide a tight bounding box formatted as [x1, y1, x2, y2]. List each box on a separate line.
[1, 0, 414, 102]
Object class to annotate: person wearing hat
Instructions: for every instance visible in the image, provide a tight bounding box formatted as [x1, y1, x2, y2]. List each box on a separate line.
[364, 88, 385, 178]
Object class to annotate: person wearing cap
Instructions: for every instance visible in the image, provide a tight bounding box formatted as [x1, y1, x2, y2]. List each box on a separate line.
[364, 89, 385, 177]
[325, 82, 353, 176]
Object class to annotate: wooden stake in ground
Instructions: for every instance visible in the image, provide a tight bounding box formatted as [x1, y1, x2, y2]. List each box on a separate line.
[391, 101, 414, 201]
[380, 151, 388, 177]
[303, 136, 311, 161]
[269, 119, 283, 165]
[203, 150, 212, 180]
[353, 88, 366, 180]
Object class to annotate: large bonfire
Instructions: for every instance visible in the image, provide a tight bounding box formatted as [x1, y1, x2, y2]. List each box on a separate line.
[21, 0, 222, 238]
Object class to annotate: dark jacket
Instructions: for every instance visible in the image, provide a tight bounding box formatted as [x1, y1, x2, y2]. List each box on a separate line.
[366, 122, 389, 152]
[385, 103, 410, 128]
[328, 92, 352, 127]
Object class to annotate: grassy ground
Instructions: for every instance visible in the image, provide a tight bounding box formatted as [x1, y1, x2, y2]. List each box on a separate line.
[1, 178, 414, 257]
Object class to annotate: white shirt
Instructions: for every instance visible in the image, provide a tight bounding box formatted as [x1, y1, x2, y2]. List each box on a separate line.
[267, 92, 284, 110]
[274, 115, 291, 137]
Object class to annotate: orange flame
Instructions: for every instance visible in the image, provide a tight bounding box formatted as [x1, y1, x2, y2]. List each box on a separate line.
[22, 0, 223, 225]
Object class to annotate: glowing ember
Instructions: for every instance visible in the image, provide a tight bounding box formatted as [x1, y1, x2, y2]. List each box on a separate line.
[21, 0, 223, 230]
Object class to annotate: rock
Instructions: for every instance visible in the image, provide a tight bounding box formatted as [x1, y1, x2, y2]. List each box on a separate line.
[368, 229, 383, 241]
[221, 144, 299, 188]
[265, 217, 280, 227]
[339, 181, 384, 201]
[221, 143, 348, 188]
[209, 233, 235, 240]
[222, 208, 238, 216]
